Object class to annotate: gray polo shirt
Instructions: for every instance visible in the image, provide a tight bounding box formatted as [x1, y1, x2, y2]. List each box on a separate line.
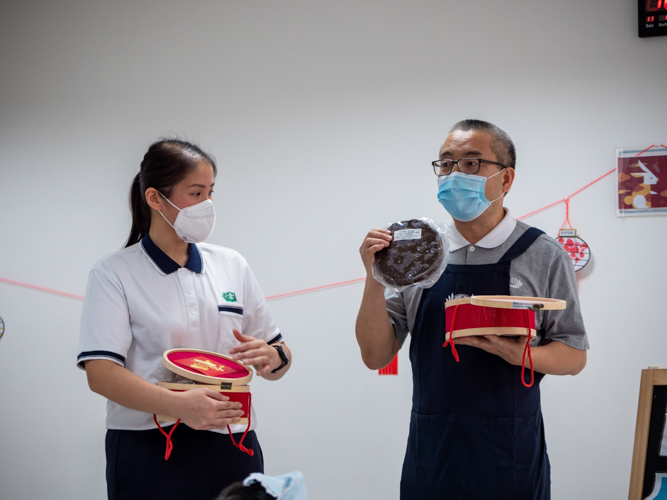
[386, 219, 589, 350]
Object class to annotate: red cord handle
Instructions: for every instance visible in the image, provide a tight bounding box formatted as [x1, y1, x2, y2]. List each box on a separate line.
[227, 392, 254, 456]
[521, 310, 534, 388]
[153, 415, 181, 460]
[152, 392, 254, 459]
[443, 304, 460, 362]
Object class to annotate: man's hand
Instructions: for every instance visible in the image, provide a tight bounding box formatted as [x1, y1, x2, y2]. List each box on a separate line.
[228, 329, 281, 377]
[359, 228, 392, 276]
[454, 335, 587, 376]
[455, 335, 526, 366]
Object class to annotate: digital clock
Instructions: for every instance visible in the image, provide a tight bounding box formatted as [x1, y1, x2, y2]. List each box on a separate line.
[639, 0, 667, 37]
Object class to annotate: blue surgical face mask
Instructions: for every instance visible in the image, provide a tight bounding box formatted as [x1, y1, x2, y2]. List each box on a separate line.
[437, 170, 504, 222]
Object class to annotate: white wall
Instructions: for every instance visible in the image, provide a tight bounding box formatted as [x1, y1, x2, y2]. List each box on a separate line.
[1, 0, 666, 498]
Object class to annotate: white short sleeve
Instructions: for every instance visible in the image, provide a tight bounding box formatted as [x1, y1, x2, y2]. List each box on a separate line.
[77, 268, 133, 369]
[240, 261, 283, 345]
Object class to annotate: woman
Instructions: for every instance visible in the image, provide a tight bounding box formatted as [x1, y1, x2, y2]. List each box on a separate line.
[77, 139, 291, 500]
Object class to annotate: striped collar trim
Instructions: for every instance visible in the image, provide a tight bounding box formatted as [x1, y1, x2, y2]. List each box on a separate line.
[141, 233, 203, 275]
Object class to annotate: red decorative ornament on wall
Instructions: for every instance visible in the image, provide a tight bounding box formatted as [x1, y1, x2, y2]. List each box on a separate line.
[557, 229, 591, 272]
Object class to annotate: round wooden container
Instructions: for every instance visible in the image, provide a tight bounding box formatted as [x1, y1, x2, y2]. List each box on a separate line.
[156, 348, 253, 424]
[444, 295, 567, 340]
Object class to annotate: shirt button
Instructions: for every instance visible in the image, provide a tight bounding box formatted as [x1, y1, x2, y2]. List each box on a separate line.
[469, 246, 476, 252]
[187, 288, 193, 294]
[190, 309, 197, 315]
[180, 269, 187, 275]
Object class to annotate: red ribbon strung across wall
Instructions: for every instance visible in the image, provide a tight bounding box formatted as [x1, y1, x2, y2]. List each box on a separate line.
[0, 277, 86, 301]
[516, 168, 615, 223]
[0, 166, 619, 304]
[0, 276, 368, 303]
[264, 277, 367, 301]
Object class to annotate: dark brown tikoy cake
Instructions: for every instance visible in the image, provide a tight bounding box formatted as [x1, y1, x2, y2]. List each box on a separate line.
[374, 219, 444, 287]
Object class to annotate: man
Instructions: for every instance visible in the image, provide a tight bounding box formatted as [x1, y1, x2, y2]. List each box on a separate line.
[356, 119, 588, 500]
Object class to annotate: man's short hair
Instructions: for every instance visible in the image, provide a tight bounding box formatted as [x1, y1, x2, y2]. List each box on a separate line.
[449, 119, 516, 170]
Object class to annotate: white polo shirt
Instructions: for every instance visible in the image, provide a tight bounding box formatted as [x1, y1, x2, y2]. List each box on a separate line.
[77, 234, 283, 434]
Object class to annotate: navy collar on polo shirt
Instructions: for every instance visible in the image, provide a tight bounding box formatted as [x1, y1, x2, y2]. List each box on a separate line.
[141, 233, 203, 274]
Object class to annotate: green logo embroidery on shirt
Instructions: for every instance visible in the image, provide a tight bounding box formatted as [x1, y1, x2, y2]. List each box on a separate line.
[222, 292, 237, 302]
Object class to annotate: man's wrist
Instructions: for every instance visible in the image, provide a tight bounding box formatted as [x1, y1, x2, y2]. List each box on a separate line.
[365, 273, 384, 290]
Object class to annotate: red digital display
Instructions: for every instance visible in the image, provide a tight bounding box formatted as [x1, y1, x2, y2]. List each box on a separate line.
[639, 0, 667, 37]
[646, 0, 665, 12]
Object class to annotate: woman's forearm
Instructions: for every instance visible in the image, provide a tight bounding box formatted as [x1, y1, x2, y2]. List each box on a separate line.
[85, 359, 245, 430]
[85, 359, 179, 415]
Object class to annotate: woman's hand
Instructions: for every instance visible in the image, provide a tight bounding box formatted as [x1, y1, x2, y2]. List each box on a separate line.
[172, 387, 244, 431]
[228, 329, 282, 377]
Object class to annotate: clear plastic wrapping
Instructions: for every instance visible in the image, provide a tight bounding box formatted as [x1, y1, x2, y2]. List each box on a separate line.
[372, 217, 451, 293]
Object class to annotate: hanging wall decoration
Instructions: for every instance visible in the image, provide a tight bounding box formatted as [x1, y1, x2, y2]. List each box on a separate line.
[555, 199, 591, 272]
[617, 145, 667, 217]
[557, 229, 591, 272]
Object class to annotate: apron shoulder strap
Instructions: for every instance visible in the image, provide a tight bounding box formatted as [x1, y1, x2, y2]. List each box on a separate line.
[498, 227, 544, 263]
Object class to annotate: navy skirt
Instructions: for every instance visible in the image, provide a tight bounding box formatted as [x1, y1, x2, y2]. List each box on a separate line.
[106, 426, 263, 500]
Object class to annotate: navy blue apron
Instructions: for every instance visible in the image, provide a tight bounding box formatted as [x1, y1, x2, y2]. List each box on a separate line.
[400, 227, 550, 500]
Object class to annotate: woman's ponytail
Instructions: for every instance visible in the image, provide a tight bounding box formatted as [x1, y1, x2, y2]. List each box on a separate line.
[125, 173, 151, 248]
[123, 139, 217, 248]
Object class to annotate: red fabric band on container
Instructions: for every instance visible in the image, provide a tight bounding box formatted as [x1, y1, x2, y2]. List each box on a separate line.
[152, 390, 252, 459]
[444, 303, 536, 333]
[227, 392, 254, 456]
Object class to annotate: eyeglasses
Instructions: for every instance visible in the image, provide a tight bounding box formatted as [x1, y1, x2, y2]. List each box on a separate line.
[432, 158, 506, 176]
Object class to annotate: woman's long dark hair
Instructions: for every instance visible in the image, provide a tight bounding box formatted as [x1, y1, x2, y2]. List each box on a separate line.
[125, 139, 217, 248]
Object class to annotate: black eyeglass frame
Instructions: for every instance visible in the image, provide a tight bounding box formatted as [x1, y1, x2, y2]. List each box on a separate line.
[432, 158, 507, 176]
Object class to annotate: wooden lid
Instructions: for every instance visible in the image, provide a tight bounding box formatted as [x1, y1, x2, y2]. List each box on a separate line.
[162, 348, 253, 386]
[157, 381, 250, 392]
[445, 295, 566, 311]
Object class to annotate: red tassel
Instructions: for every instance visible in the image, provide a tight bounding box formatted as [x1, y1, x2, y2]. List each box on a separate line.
[379, 355, 399, 375]
[443, 304, 460, 362]
[521, 310, 534, 388]
[153, 415, 181, 460]
[227, 392, 254, 456]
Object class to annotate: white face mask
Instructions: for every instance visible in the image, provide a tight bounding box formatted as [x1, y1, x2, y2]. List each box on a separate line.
[158, 192, 216, 243]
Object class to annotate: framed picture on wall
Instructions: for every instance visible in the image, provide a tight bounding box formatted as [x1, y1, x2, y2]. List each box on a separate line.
[617, 145, 667, 217]
[629, 368, 667, 500]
